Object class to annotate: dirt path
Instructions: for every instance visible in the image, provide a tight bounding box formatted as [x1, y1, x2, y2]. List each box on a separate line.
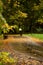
[30, 37, 43, 45]
[2, 35, 43, 46]
[0, 43, 43, 65]
[0, 35, 43, 65]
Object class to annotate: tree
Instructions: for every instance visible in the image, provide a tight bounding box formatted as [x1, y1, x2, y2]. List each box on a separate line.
[0, 0, 9, 35]
[1, 0, 43, 33]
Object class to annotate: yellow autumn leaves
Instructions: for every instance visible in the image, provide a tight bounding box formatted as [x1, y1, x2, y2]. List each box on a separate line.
[18, 10, 27, 18]
[10, 10, 27, 20]
[0, 52, 16, 64]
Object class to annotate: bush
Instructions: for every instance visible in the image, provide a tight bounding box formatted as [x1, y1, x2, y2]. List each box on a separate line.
[0, 52, 17, 65]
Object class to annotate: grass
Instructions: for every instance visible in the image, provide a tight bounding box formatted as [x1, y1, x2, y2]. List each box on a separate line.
[24, 33, 43, 40]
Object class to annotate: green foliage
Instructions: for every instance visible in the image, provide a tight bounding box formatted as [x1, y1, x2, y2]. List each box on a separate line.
[0, 52, 16, 65]
[0, 0, 43, 34]
[0, 0, 3, 13]
[0, 13, 9, 34]
[0, 0, 8, 35]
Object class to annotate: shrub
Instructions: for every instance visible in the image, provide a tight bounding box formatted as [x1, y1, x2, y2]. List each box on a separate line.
[0, 52, 17, 65]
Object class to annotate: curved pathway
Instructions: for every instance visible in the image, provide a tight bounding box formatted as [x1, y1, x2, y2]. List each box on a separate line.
[0, 35, 43, 65]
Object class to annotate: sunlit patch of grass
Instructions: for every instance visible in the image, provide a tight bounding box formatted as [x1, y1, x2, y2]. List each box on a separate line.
[24, 34, 43, 40]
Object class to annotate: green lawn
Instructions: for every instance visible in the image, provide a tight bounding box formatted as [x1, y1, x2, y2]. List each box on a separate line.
[24, 34, 43, 40]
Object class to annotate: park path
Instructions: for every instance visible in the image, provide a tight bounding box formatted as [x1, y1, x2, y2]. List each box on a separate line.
[0, 35, 43, 65]
[2, 35, 43, 45]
